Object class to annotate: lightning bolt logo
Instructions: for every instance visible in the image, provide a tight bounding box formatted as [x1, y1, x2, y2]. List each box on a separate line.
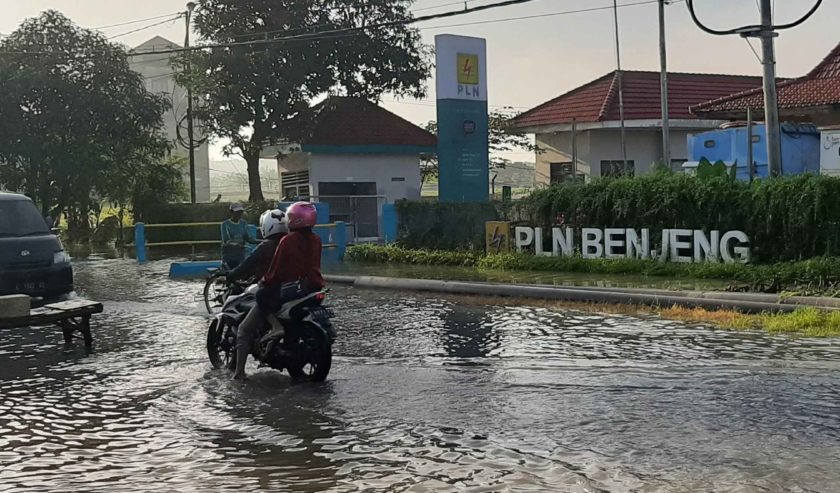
[462, 57, 473, 78]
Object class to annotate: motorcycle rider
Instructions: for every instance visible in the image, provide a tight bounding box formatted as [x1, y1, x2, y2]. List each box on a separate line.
[226, 209, 288, 284]
[233, 201, 325, 381]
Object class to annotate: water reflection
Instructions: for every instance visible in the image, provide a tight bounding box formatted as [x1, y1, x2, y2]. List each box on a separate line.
[1, 259, 840, 492]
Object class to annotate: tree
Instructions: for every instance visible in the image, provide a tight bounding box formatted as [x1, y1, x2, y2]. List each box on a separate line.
[420, 108, 540, 185]
[182, 0, 431, 201]
[0, 11, 171, 241]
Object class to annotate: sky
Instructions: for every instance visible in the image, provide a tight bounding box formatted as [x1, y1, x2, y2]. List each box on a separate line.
[3, 0, 839, 165]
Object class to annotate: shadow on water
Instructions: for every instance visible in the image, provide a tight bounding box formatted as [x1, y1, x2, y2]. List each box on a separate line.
[2, 258, 840, 492]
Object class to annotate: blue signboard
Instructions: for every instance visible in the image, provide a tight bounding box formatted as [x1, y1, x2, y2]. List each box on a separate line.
[436, 35, 489, 203]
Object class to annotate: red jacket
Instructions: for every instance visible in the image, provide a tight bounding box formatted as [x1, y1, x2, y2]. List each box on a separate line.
[263, 230, 325, 291]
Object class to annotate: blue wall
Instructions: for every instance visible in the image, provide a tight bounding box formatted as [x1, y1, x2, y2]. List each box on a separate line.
[437, 99, 490, 202]
[688, 124, 820, 180]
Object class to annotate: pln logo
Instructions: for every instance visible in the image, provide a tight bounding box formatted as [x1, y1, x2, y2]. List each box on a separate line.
[457, 53, 480, 85]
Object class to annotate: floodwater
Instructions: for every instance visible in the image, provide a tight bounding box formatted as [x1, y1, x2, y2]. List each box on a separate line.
[2, 259, 840, 492]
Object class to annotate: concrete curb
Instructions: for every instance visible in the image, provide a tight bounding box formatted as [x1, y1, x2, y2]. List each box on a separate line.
[324, 274, 838, 314]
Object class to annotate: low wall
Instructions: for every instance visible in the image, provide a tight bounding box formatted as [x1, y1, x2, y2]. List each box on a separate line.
[324, 274, 840, 314]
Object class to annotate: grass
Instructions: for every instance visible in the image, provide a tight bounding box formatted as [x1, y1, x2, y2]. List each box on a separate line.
[428, 293, 840, 338]
[346, 244, 840, 295]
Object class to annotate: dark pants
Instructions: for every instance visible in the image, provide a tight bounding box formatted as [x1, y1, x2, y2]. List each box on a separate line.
[222, 244, 246, 269]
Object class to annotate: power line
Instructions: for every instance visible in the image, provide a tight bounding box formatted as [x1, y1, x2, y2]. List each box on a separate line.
[744, 38, 762, 63]
[412, 0, 474, 12]
[423, 0, 682, 30]
[1, 0, 670, 59]
[191, 0, 541, 47]
[117, 0, 545, 57]
[93, 12, 184, 30]
[108, 15, 183, 40]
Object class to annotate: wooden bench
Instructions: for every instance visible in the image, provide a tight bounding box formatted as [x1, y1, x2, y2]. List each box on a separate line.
[0, 299, 104, 348]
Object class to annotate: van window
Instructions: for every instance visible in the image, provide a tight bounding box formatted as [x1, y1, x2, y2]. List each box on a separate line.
[0, 200, 49, 237]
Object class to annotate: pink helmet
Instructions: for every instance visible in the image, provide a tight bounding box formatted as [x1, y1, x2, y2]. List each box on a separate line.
[285, 201, 317, 230]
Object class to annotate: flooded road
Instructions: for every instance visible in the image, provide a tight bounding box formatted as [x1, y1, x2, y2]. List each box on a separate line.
[2, 259, 840, 492]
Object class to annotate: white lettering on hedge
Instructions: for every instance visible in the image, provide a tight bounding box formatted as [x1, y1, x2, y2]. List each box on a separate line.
[720, 230, 751, 264]
[515, 226, 534, 252]
[626, 228, 650, 260]
[507, 226, 749, 264]
[552, 227, 574, 256]
[582, 228, 603, 259]
[604, 228, 625, 259]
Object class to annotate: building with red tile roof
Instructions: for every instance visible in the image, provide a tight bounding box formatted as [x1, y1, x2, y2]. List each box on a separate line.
[513, 71, 763, 184]
[691, 42, 840, 127]
[262, 97, 436, 239]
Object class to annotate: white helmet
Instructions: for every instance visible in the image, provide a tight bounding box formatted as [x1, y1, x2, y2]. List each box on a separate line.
[259, 209, 288, 239]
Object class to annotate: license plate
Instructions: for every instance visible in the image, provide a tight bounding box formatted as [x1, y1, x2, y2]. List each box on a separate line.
[16, 281, 45, 291]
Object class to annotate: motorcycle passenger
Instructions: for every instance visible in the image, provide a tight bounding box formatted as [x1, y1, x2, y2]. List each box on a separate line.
[221, 203, 256, 269]
[233, 201, 325, 381]
[226, 209, 288, 284]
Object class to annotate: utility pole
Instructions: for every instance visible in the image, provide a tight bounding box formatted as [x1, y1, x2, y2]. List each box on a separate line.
[747, 107, 755, 181]
[185, 1, 197, 204]
[659, 0, 670, 168]
[612, 0, 628, 171]
[758, 0, 782, 176]
[685, 0, 823, 177]
[571, 117, 578, 181]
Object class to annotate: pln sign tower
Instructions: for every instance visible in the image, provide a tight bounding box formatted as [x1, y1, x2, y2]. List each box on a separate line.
[435, 35, 489, 202]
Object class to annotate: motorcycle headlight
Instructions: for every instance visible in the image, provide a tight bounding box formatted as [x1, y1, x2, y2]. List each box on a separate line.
[53, 250, 70, 265]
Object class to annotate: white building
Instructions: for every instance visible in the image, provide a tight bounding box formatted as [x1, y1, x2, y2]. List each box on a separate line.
[129, 36, 211, 202]
[263, 97, 436, 240]
[513, 71, 764, 184]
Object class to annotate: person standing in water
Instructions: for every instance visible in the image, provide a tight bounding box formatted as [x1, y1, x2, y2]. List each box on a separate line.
[221, 203, 256, 269]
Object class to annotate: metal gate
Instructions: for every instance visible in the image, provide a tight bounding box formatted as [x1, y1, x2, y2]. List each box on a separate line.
[314, 183, 386, 242]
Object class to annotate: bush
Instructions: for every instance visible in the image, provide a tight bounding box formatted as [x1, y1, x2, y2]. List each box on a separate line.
[516, 173, 840, 262]
[395, 200, 508, 251]
[347, 244, 481, 266]
[346, 244, 840, 294]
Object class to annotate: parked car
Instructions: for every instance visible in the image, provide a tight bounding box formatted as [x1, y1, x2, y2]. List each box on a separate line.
[0, 192, 73, 302]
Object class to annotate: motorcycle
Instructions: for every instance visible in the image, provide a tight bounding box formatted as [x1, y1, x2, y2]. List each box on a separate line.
[206, 284, 336, 382]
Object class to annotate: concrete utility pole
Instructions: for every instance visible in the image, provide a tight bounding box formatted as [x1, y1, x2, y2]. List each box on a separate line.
[185, 1, 197, 203]
[686, 0, 824, 177]
[659, 0, 670, 168]
[612, 0, 628, 171]
[758, 0, 783, 176]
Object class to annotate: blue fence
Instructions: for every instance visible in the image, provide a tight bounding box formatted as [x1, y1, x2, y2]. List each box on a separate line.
[127, 219, 347, 278]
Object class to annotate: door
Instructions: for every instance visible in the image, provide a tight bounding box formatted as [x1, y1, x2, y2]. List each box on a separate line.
[318, 182, 379, 238]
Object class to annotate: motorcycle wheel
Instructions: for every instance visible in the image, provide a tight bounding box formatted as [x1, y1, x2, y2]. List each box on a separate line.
[287, 341, 332, 383]
[207, 319, 234, 370]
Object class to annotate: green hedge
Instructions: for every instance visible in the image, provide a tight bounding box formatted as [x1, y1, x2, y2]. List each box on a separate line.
[394, 200, 506, 251]
[394, 174, 840, 261]
[346, 244, 840, 294]
[516, 173, 840, 263]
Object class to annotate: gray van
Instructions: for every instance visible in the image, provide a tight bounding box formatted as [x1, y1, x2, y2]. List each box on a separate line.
[0, 192, 73, 301]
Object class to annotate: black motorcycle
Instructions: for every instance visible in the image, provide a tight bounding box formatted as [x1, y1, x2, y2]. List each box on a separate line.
[206, 284, 336, 382]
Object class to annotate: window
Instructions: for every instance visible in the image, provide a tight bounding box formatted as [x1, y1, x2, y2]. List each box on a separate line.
[281, 170, 310, 200]
[550, 162, 574, 183]
[0, 200, 48, 237]
[600, 160, 635, 177]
